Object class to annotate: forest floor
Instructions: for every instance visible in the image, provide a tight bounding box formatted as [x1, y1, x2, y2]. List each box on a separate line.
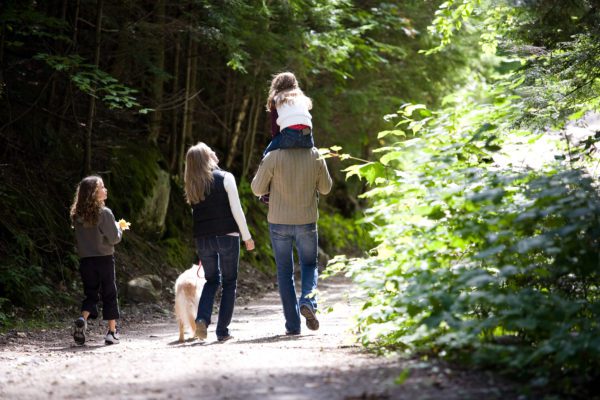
[0, 274, 526, 400]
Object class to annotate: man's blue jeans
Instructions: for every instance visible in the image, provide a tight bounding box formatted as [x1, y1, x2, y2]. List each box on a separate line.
[195, 235, 240, 338]
[269, 223, 318, 333]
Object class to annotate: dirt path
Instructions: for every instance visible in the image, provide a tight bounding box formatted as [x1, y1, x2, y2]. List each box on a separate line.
[0, 276, 520, 400]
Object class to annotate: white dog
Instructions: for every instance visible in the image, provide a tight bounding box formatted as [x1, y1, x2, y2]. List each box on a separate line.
[174, 264, 205, 342]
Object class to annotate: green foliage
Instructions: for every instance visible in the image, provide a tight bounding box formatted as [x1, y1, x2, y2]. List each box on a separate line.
[34, 53, 142, 110]
[425, 0, 480, 54]
[318, 211, 374, 256]
[0, 4, 71, 44]
[108, 144, 161, 220]
[328, 49, 600, 395]
[0, 262, 52, 310]
[0, 0, 489, 330]
[0, 156, 79, 322]
[161, 237, 194, 270]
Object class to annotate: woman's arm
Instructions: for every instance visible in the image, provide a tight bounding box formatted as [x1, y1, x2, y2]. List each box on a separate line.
[223, 172, 252, 241]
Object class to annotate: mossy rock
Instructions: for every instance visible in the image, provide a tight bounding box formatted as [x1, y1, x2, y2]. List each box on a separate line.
[107, 144, 170, 238]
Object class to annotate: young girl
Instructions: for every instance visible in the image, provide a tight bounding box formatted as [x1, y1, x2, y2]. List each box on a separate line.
[263, 71, 315, 155]
[70, 175, 129, 345]
[184, 142, 254, 342]
[260, 72, 315, 204]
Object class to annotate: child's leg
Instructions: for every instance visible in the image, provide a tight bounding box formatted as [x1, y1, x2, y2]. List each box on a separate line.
[99, 255, 120, 325]
[278, 128, 314, 149]
[79, 258, 101, 319]
[74, 258, 100, 344]
[263, 133, 283, 156]
[108, 320, 117, 332]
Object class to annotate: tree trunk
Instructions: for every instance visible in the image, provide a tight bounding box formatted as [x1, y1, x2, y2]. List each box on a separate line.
[185, 42, 198, 144]
[72, 0, 81, 46]
[45, 0, 69, 127]
[168, 37, 181, 173]
[176, 33, 194, 176]
[57, 0, 78, 136]
[225, 94, 250, 170]
[223, 70, 234, 149]
[242, 93, 262, 180]
[0, 20, 5, 68]
[83, 0, 103, 175]
[148, 0, 165, 144]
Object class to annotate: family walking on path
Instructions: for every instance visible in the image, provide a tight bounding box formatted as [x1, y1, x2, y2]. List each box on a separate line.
[70, 71, 332, 345]
[2, 72, 520, 400]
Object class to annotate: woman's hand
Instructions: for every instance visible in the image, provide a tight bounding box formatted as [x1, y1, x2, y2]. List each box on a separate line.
[118, 219, 131, 231]
[244, 238, 255, 251]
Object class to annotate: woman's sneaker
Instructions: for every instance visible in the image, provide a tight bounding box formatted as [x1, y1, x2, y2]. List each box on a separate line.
[195, 319, 207, 340]
[194, 319, 208, 340]
[104, 330, 120, 345]
[73, 317, 87, 345]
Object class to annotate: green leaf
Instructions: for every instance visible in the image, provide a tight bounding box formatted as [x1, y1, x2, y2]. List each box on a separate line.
[379, 151, 403, 166]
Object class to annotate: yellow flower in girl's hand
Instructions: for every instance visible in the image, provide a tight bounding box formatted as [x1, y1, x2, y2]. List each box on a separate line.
[118, 219, 131, 231]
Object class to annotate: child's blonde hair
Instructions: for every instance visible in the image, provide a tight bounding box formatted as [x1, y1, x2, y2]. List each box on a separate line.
[184, 142, 219, 204]
[266, 71, 312, 111]
[70, 176, 104, 226]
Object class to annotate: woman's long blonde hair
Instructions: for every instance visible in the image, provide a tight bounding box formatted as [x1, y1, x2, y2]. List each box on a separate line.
[184, 142, 219, 204]
[266, 71, 312, 111]
[70, 176, 104, 226]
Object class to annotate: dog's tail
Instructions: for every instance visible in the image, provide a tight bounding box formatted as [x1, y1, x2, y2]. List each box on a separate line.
[175, 282, 199, 330]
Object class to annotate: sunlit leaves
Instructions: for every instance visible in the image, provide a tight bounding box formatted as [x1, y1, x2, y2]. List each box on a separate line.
[328, 64, 600, 390]
[343, 162, 387, 185]
[35, 53, 141, 109]
[424, 0, 481, 54]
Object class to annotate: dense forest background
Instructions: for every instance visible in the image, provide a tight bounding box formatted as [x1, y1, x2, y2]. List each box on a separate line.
[2, 0, 600, 397]
[1, 0, 457, 319]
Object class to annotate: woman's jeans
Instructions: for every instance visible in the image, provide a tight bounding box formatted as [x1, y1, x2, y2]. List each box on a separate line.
[263, 127, 314, 155]
[269, 223, 318, 333]
[195, 235, 240, 338]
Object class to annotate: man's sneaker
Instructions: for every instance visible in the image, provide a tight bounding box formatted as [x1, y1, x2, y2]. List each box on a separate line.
[217, 335, 233, 342]
[285, 330, 301, 336]
[104, 330, 120, 345]
[195, 319, 207, 340]
[300, 304, 319, 331]
[73, 317, 87, 345]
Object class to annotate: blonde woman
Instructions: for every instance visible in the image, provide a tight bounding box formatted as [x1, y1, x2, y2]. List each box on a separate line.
[184, 142, 254, 342]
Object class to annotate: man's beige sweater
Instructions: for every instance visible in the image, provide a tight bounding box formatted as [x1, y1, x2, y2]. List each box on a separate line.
[251, 148, 332, 224]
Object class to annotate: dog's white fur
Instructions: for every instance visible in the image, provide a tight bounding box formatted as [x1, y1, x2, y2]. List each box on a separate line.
[174, 264, 205, 342]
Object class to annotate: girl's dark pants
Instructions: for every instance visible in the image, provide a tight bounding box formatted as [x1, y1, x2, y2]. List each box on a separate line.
[79, 254, 120, 320]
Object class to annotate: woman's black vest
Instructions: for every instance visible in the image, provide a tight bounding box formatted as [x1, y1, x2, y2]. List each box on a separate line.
[192, 170, 239, 238]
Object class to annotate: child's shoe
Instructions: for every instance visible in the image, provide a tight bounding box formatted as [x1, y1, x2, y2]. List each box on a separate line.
[259, 194, 270, 205]
[104, 329, 120, 345]
[73, 317, 87, 345]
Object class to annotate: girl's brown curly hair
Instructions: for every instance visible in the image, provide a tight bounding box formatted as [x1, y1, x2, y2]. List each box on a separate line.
[266, 71, 312, 111]
[70, 176, 104, 226]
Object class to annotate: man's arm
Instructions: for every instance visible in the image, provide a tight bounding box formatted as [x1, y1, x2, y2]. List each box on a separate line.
[251, 154, 274, 196]
[316, 158, 333, 195]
